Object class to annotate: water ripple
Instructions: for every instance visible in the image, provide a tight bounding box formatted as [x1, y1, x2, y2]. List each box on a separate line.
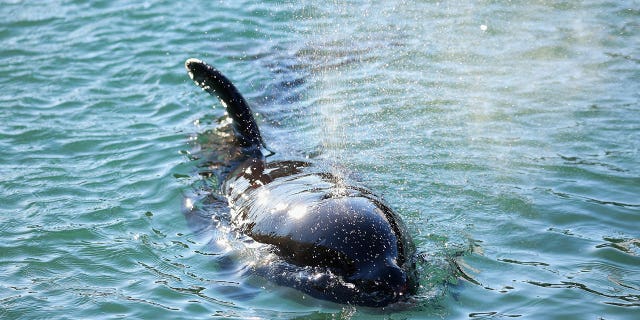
[1, 0, 639, 319]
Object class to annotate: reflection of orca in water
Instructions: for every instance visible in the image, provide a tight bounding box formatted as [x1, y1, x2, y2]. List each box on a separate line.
[184, 58, 418, 307]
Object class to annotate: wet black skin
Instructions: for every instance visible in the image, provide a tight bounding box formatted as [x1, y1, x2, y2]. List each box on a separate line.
[185, 58, 417, 306]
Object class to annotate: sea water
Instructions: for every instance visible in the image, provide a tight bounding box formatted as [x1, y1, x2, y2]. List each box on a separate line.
[1, 1, 638, 319]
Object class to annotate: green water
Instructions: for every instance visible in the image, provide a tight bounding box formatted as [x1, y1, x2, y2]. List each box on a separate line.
[1, 1, 639, 319]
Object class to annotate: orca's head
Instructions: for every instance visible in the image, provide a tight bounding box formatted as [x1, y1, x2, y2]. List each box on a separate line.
[292, 196, 417, 306]
[346, 257, 417, 306]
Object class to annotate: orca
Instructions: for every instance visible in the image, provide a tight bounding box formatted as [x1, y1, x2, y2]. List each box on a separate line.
[184, 58, 417, 307]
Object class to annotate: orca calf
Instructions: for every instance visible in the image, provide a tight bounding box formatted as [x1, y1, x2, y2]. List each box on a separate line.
[185, 58, 417, 307]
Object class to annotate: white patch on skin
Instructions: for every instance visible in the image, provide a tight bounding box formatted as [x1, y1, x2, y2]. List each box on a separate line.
[273, 202, 288, 212]
[256, 189, 270, 206]
[288, 205, 307, 220]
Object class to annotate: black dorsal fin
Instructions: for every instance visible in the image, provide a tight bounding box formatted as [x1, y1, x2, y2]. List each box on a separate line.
[185, 58, 264, 151]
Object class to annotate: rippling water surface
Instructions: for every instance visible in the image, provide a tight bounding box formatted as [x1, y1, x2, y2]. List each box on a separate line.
[1, 1, 639, 319]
